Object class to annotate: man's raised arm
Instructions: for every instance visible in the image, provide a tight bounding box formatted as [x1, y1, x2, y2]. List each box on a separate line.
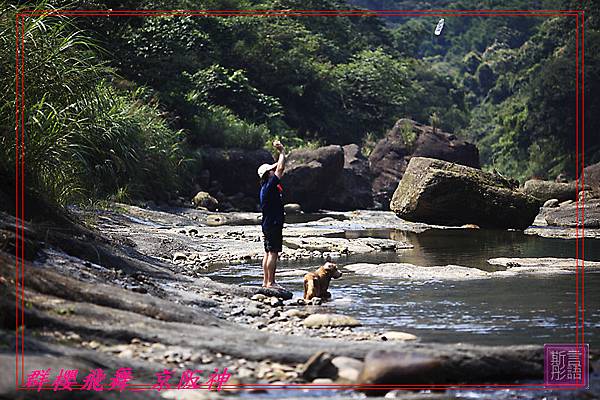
[273, 140, 286, 178]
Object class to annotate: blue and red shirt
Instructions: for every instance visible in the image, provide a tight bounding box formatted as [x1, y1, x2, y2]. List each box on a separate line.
[260, 175, 284, 230]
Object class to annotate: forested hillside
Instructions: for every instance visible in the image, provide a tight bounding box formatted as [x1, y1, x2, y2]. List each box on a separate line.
[0, 0, 597, 206]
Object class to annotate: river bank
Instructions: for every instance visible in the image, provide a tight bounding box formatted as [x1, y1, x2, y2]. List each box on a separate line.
[1, 204, 598, 399]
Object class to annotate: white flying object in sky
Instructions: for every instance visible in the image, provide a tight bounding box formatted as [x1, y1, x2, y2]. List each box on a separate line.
[435, 18, 445, 36]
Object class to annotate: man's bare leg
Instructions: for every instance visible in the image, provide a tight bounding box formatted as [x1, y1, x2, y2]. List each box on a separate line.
[262, 252, 269, 287]
[265, 251, 278, 287]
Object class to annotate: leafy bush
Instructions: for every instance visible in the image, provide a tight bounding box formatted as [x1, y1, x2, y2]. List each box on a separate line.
[184, 65, 283, 124]
[399, 120, 417, 151]
[189, 105, 269, 149]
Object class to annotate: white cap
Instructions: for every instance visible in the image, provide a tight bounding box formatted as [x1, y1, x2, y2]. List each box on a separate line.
[257, 163, 276, 178]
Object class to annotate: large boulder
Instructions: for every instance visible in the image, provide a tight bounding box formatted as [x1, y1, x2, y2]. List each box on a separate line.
[584, 162, 600, 197]
[523, 179, 579, 202]
[390, 157, 540, 229]
[281, 145, 345, 212]
[200, 148, 274, 209]
[326, 144, 373, 210]
[369, 119, 479, 208]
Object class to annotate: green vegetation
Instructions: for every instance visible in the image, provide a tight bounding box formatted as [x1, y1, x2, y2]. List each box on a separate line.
[399, 120, 417, 151]
[455, 2, 600, 180]
[0, 0, 598, 207]
[0, 3, 195, 205]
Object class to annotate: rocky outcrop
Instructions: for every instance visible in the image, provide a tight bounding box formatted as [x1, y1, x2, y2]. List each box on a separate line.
[199, 145, 373, 212]
[199, 148, 274, 210]
[541, 198, 600, 228]
[487, 257, 600, 272]
[327, 144, 374, 210]
[368, 126, 410, 207]
[281, 145, 345, 212]
[523, 179, 579, 202]
[344, 259, 600, 280]
[390, 157, 540, 229]
[282, 236, 411, 256]
[345, 262, 492, 280]
[369, 119, 480, 208]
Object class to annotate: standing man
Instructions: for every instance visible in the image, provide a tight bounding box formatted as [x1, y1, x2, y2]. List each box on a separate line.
[257, 140, 286, 288]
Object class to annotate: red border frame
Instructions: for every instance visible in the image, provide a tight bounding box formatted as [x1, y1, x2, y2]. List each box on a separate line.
[13, 7, 587, 393]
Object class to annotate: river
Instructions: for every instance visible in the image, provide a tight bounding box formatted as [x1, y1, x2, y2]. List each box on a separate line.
[208, 224, 600, 347]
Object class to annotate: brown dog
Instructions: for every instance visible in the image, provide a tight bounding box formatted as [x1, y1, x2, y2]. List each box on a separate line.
[303, 261, 342, 301]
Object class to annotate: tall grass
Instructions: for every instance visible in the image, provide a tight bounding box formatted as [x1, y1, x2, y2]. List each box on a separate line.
[0, 2, 191, 206]
[190, 105, 269, 149]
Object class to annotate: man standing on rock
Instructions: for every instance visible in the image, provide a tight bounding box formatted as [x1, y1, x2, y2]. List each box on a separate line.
[257, 140, 286, 288]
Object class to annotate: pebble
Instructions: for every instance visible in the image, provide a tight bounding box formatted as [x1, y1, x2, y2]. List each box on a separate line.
[66, 332, 81, 341]
[150, 342, 166, 350]
[268, 297, 283, 307]
[244, 305, 263, 317]
[118, 349, 134, 359]
[331, 356, 364, 381]
[172, 252, 187, 262]
[281, 309, 309, 318]
[310, 297, 322, 305]
[303, 314, 361, 328]
[237, 367, 254, 378]
[312, 378, 334, 384]
[108, 344, 129, 353]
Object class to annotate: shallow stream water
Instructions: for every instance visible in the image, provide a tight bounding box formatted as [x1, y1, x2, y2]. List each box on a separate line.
[180, 211, 598, 398]
[209, 224, 600, 347]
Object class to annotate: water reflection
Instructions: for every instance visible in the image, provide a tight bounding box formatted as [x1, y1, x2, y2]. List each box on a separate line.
[339, 228, 600, 269]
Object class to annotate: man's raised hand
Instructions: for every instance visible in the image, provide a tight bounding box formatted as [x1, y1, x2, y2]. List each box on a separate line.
[273, 140, 284, 152]
[273, 140, 286, 178]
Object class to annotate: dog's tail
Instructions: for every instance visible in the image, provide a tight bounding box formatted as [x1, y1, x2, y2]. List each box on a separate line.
[304, 277, 315, 300]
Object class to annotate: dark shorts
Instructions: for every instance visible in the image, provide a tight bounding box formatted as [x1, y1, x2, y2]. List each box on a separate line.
[263, 226, 283, 253]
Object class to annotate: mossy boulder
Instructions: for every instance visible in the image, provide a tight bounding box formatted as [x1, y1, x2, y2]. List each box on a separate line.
[390, 157, 540, 229]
